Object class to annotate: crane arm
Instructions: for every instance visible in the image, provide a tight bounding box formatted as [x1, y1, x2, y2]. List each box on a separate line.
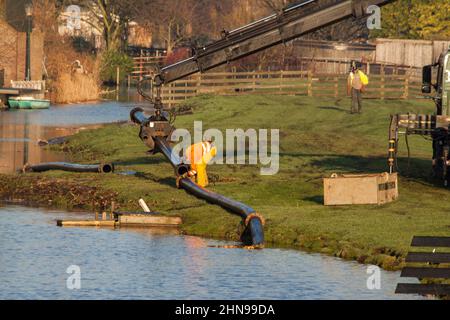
[153, 0, 394, 86]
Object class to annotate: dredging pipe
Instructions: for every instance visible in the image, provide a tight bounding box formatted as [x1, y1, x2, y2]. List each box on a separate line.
[130, 108, 264, 247]
[23, 162, 115, 174]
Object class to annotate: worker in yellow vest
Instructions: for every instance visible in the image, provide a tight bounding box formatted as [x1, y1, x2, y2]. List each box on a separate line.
[347, 61, 369, 114]
[185, 140, 217, 187]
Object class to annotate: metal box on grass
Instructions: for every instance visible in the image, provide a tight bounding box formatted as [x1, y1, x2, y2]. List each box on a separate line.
[323, 173, 398, 206]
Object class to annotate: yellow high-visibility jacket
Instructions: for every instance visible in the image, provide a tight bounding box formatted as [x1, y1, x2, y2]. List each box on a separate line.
[186, 142, 216, 171]
[185, 142, 217, 187]
[349, 70, 369, 86]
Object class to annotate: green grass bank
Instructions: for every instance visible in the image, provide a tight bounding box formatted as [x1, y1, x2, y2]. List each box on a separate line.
[1, 95, 449, 270]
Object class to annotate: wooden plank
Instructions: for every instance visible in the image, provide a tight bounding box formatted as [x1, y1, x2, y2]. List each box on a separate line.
[411, 236, 450, 247]
[0, 88, 19, 95]
[406, 252, 450, 263]
[118, 214, 182, 227]
[188, 78, 308, 84]
[57, 220, 117, 227]
[395, 283, 450, 295]
[114, 211, 161, 216]
[202, 71, 307, 77]
[401, 267, 450, 279]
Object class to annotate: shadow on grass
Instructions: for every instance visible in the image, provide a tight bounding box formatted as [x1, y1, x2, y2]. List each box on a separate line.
[317, 106, 348, 113]
[303, 195, 324, 204]
[281, 151, 442, 184]
[114, 156, 167, 166]
[134, 172, 177, 188]
[310, 154, 448, 188]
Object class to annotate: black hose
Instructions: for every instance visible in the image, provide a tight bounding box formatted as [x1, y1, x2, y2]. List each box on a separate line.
[23, 162, 114, 174]
[130, 108, 265, 247]
[178, 178, 264, 246]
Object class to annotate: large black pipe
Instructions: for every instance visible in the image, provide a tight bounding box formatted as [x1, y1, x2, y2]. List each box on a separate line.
[154, 137, 190, 177]
[131, 108, 265, 247]
[178, 178, 264, 246]
[23, 162, 114, 174]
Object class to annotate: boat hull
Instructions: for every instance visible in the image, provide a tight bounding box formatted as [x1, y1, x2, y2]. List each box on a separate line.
[8, 98, 50, 109]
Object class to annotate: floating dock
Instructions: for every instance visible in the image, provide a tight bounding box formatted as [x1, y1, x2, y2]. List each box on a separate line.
[57, 212, 182, 228]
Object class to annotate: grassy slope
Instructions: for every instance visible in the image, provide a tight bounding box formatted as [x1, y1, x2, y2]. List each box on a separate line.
[5, 95, 450, 269]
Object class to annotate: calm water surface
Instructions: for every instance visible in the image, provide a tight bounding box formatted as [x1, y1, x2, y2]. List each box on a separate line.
[0, 99, 143, 174]
[0, 205, 424, 300]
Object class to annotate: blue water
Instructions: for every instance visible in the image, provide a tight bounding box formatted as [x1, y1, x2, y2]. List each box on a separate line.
[0, 205, 424, 300]
[0, 99, 150, 173]
[1, 101, 137, 126]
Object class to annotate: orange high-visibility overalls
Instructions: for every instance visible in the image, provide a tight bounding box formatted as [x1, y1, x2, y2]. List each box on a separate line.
[185, 141, 217, 187]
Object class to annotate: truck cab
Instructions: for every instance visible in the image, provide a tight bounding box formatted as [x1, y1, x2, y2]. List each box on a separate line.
[422, 47, 450, 116]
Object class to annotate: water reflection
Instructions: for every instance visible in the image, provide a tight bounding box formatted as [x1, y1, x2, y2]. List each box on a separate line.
[0, 206, 425, 300]
[0, 100, 137, 174]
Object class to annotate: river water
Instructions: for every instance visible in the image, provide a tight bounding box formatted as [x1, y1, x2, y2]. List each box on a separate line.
[0, 205, 423, 300]
[0, 99, 140, 174]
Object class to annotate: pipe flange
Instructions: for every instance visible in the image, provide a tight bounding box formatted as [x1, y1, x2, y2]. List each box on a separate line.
[245, 213, 265, 227]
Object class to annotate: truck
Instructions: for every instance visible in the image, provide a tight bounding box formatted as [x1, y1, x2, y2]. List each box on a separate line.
[389, 47, 450, 186]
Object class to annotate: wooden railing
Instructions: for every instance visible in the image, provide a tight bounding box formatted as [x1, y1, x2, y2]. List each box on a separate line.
[160, 70, 425, 106]
[130, 56, 166, 81]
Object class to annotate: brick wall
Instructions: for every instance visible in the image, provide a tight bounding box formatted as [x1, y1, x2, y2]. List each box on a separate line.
[0, 19, 44, 85]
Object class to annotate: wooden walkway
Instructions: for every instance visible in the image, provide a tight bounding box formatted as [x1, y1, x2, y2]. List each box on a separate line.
[396, 236, 450, 296]
[0, 87, 41, 95]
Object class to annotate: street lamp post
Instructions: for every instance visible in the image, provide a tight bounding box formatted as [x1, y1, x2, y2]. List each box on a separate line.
[24, 2, 33, 81]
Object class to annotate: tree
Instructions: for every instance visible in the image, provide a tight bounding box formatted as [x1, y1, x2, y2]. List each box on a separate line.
[62, 0, 146, 51]
[413, 0, 450, 40]
[370, 0, 450, 40]
[136, 0, 197, 53]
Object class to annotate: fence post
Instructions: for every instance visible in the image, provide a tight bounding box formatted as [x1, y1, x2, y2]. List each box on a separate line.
[404, 77, 409, 100]
[334, 76, 339, 98]
[116, 66, 120, 88]
[110, 201, 115, 220]
[139, 51, 143, 82]
[307, 71, 313, 97]
[280, 70, 283, 92]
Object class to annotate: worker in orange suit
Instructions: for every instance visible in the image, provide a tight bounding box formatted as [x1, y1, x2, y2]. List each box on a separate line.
[185, 140, 217, 187]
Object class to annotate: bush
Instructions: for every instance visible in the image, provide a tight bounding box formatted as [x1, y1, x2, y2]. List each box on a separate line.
[100, 50, 134, 84]
[44, 34, 101, 104]
[52, 72, 100, 104]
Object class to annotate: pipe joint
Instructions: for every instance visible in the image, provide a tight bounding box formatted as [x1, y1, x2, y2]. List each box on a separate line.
[245, 213, 266, 227]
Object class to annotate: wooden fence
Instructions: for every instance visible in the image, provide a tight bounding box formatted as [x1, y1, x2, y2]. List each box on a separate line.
[160, 70, 424, 106]
[130, 56, 166, 82]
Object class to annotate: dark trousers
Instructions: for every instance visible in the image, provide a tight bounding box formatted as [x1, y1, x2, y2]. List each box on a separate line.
[351, 88, 362, 113]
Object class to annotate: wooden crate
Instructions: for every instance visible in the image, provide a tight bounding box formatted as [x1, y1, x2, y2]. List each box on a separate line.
[324, 173, 398, 206]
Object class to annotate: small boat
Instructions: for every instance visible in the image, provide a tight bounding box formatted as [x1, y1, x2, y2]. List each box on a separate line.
[8, 96, 50, 109]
